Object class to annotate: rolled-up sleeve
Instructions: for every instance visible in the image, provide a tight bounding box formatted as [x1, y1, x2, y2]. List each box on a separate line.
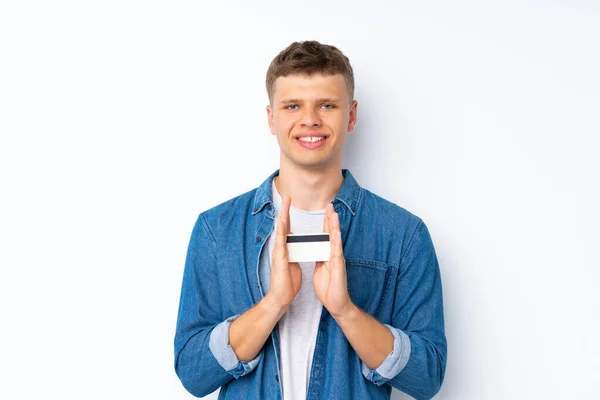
[209, 314, 262, 377]
[361, 324, 412, 385]
[368, 219, 447, 400]
[174, 214, 262, 398]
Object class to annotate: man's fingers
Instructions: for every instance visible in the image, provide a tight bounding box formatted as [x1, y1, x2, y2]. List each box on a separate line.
[275, 196, 293, 261]
[281, 195, 291, 234]
[335, 230, 343, 258]
[274, 218, 286, 259]
[332, 207, 341, 233]
[323, 204, 331, 233]
[327, 205, 343, 258]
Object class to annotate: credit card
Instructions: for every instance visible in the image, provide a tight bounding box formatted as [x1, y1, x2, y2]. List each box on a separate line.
[286, 233, 331, 262]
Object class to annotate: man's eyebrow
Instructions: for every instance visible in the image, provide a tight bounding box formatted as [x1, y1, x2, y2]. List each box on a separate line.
[279, 98, 341, 104]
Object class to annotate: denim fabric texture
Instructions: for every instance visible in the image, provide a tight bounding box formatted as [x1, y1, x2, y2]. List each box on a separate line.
[174, 169, 447, 399]
[210, 177, 412, 389]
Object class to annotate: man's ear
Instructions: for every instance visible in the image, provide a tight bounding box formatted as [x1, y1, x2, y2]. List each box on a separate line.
[347, 100, 358, 133]
[267, 104, 276, 135]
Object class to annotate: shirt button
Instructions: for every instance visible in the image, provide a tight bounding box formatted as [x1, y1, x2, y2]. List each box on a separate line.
[256, 236, 261, 242]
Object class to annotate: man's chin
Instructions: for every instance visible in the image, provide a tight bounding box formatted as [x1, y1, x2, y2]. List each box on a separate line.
[292, 159, 336, 171]
[280, 150, 340, 171]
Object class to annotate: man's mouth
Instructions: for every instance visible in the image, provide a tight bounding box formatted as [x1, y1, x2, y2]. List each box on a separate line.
[297, 136, 326, 143]
[295, 136, 329, 149]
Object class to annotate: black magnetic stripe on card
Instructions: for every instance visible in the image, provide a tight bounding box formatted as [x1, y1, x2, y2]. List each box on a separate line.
[286, 234, 330, 243]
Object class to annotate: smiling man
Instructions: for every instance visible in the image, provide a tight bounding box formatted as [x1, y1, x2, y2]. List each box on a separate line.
[174, 41, 447, 400]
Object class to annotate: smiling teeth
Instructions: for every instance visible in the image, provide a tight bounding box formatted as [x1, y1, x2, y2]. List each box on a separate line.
[298, 137, 325, 142]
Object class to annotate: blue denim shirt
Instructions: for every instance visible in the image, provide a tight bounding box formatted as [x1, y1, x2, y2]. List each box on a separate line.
[174, 169, 447, 399]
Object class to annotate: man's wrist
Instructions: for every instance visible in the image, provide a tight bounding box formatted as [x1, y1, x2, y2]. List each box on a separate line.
[260, 294, 288, 320]
[331, 301, 360, 326]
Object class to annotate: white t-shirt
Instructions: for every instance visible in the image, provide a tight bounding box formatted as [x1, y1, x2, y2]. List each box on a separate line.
[267, 180, 326, 400]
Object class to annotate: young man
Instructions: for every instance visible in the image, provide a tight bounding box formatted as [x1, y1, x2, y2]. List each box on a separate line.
[174, 41, 447, 400]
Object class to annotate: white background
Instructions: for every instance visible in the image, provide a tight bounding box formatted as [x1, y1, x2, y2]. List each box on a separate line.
[1, 1, 599, 399]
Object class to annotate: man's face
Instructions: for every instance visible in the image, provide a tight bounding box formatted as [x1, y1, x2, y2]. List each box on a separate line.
[267, 73, 357, 171]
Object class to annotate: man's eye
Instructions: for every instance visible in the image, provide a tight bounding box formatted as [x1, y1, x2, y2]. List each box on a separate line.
[286, 105, 299, 110]
[321, 104, 334, 110]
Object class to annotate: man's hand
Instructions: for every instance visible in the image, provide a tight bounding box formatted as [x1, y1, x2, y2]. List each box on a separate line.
[313, 203, 354, 318]
[265, 195, 302, 310]
[229, 196, 298, 362]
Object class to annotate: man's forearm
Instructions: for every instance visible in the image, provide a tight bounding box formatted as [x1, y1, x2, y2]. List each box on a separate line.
[229, 295, 286, 362]
[333, 304, 394, 370]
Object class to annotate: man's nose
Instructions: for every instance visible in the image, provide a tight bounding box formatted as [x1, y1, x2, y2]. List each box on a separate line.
[300, 107, 322, 128]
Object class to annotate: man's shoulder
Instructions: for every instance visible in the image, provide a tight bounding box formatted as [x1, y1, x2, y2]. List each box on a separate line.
[360, 187, 422, 226]
[358, 188, 431, 255]
[199, 186, 258, 224]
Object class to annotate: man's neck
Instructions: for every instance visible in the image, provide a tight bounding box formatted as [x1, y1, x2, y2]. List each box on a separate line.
[274, 163, 344, 212]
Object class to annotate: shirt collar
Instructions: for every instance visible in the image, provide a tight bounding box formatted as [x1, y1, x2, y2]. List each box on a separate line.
[252, 169, 361, 216]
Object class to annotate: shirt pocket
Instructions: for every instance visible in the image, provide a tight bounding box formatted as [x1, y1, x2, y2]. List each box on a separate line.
[345, 259, 393, 316]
